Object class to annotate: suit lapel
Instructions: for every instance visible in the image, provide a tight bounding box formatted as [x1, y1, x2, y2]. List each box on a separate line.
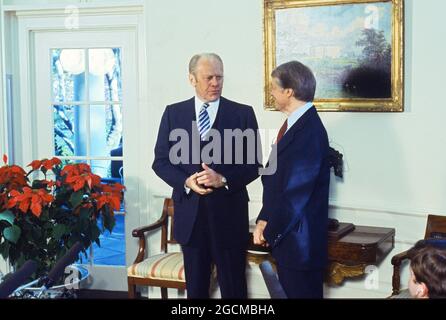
[213, 96, 231, 133]
[183, 97, 199, 141]
[277, 106, 316, 155]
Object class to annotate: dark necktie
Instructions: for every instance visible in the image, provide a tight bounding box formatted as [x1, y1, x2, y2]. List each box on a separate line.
[276, 120, 288, 143]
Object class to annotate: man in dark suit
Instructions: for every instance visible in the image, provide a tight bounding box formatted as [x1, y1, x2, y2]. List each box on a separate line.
[253, 61, 330, 298]
[152, 53, 261, 298]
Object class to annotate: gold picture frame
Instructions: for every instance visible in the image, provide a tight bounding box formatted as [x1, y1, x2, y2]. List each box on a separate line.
[264, 0, 404, 112]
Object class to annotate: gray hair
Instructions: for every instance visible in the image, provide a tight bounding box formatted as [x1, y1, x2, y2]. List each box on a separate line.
[272, 61, 316, 102]
[189, 53, 223, 75]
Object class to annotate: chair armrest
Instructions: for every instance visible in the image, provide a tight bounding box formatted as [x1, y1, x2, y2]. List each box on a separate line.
[391, 250, 409, 266]
[130, 215, 167, 264]
[132, 216, 167, 238]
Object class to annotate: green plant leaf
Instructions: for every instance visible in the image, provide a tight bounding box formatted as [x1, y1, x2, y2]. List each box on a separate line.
[90, 224, 100, 242]
[69, 190, 84, 208]
[102, 207, 115, 233]
[3, 225, 21, 244]
[53, 224, 69, 240]
[0, 241, 10, 259]
[0, 210, 15, 226]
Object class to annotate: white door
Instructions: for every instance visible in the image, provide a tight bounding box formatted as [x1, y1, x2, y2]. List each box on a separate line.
[33, 30, 139, 291]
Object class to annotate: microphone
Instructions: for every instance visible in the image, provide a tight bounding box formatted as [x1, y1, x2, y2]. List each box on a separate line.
[259, 261, 287, 299]
[0, 260, 38, 299]
[40, 242, 83, 290]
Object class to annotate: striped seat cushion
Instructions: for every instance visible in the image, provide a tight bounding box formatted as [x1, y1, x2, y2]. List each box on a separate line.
[127, 252, 185, 282]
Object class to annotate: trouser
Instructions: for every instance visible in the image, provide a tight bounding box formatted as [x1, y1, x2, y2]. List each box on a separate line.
[277, 265, 324, 298]
[181, 199, 247, 299]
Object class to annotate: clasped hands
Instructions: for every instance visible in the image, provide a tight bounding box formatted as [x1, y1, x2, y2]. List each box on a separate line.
[185, 163, 226, 195]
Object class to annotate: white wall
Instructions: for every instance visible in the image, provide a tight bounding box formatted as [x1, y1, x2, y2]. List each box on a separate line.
[0, 0, 10, 277]
[1, 0, 445, 298]
[143, 0, 446, 298]
[0, 0, 5, 157]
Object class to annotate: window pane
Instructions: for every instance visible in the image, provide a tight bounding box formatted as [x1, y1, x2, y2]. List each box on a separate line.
[60, 159, 87, 167]
[91, 159, 124, 185]
[53, 105, 88, 157]
[90, 104, 123, 157]
[110, 160, 124, 182]
[88, 48, 122, 101]
[91, 215, 125, 266]
[51, 49, 86, 102]
[90, 159, 111, 180]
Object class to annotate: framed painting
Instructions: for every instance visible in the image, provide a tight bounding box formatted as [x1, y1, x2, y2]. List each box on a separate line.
[264, 0, 404, 111]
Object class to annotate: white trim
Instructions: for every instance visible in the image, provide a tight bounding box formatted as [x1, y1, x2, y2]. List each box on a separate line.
[152, 192, 443, 219]
[14, 8, 143, 166]
[2, 1, 144, 15]
[0, 1, 6, 158]
[12, 4, 147, 290]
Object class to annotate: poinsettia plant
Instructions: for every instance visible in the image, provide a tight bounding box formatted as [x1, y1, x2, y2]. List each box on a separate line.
[0, 154, 125, 277]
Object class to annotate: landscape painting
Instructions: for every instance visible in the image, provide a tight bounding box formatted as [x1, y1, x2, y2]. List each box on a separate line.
[264, 0, 404, 112]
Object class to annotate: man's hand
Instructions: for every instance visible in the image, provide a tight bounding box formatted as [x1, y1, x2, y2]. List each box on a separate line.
[253, 220, 269, 247]
[196, 163, 226, 188]
[185, 172, 213, 195]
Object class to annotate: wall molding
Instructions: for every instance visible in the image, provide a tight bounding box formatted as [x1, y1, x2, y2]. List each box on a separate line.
[151, 192, 444, 219]
[2, 1, 143, 16]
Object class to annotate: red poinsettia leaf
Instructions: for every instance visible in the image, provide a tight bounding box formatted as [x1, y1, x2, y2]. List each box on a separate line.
[73, 179, 85, 192]
[10, 166, 26, 175]
[78, 163, 91, 174]
[2, 154, 7, 165]
[30, 201, 42, 217]
[6, 198, 18, 208]
[96, 196, 106, 209]
[31, 194, 41, 204]
[27, 160, 42, 170]
[19, 199, 30, 213]
[91, 174, 101, 186]
[114, 183, 126, 191]
[9, 190, 21, 197]
[61, 165, 78, 177]
[42, 159, 53, 170]
[41, 192, 54, 203]
[85, 176, 92, 189]
[51, 157, 61, 166]
[110, 196, 121, 211]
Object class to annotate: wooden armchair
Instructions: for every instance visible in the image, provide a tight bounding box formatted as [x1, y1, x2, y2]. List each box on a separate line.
[127, 198, 185, 299]
[391, 214, 446, 296]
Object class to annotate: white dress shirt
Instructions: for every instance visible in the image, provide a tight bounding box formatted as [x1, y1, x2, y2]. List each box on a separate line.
[285, 101, 313, 134]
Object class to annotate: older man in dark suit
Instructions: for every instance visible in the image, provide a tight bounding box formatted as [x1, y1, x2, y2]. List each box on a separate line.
[153, 53, 261, 298]
[254, 61, 330, 298]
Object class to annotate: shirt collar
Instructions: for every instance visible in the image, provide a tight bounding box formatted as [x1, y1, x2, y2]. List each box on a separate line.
[195, 96, 220, 114]
[286, 101, 313, 132]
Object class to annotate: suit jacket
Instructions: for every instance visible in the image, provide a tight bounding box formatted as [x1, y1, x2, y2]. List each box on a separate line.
[258, 106, 330, 270]
[152, 96, 261, 248]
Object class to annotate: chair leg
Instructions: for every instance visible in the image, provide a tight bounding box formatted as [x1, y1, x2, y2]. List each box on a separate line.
[161, 287, 168, 299]
[392, 264, 401, 296]
[128, 279, 137, 299]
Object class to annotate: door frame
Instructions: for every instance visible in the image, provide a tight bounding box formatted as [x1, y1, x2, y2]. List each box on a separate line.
[7, 3, 149, 291]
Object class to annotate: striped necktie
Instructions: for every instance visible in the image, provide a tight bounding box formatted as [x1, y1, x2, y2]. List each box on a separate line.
[198, 103, 210, 140]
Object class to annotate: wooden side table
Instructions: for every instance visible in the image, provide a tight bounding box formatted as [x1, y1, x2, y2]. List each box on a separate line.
[248, 223, 395, 285]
